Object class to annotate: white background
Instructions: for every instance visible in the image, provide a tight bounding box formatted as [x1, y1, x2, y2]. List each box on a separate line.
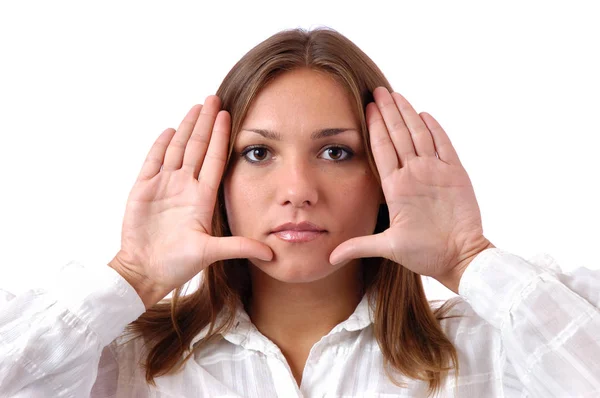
[0, 1, 598, 300]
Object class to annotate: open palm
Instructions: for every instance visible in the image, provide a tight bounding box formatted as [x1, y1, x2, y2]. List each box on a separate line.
[330, 88, 491, 280]
[114, 97, 272, 297]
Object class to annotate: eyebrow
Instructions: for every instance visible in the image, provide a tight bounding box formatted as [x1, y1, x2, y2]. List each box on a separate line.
[241, 128, 358, 140]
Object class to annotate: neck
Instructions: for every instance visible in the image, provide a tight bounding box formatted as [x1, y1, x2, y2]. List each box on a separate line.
[247, 261, 364, 348]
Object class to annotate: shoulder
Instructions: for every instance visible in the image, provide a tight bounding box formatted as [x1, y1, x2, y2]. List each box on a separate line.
[92, 332, 160, 395]
[111, 330, 153, 367]
[433, 296, 496, 337]
[433, 297, 504, 376]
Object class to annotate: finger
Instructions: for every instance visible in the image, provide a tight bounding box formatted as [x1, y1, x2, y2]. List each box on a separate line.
[329, 233, 392, 266]
[163, 104, 203, 171]
[136, 128, 176, 181]
[391, 92, 436, 158]
[420, 112, 462, 166]
[373, 87, 416, 167]
[207, 236, 274, 264]
[197, 111, 231, 191]
[366, 102, 398, 181]
[181, 96, 223, 176]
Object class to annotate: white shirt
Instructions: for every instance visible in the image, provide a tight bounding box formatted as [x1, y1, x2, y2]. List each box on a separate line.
[1, 248, 599, 397]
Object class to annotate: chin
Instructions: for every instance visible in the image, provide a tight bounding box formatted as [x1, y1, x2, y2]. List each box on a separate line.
[248, 255, 343, 284]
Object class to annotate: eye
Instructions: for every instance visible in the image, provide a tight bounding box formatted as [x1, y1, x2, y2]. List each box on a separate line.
[320, 146, 353, 162]
[241, 146, 272, 163]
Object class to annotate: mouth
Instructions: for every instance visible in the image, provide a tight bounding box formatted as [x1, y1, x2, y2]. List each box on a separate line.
[270, 221, 327, 243]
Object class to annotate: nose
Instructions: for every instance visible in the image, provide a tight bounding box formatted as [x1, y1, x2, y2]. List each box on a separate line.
[276, 157, 319, 208]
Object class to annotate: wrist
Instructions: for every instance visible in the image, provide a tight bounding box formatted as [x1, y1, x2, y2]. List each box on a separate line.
[436, 240, 496, 294]
[108, 254, 168, 310]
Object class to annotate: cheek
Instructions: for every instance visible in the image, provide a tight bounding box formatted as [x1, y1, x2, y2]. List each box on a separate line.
[223, 168, 267, 236]
[334, 166, 379, 198]
[223, 172, 246, 236]
[223, 179, 236, 234]
[340, 171, 381, 230]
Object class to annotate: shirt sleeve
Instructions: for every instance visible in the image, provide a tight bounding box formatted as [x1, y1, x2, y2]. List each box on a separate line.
[459, 248, 600, 397]
[0, 261, 146, 397]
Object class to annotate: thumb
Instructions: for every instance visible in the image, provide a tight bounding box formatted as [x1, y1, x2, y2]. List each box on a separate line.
[329, 232, 391, 266]
[207, 236, 273, 264]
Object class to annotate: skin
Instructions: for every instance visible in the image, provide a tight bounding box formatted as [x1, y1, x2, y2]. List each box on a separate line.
[224, 69, 382, 283]
[110, 67, 494, 387]
[223, 69, 383, 383]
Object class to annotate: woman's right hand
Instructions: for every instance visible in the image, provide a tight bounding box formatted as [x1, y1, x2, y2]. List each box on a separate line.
[109, 96, 273, 309]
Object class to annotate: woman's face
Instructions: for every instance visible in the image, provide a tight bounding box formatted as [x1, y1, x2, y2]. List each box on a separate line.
[224, 68, 381, 283]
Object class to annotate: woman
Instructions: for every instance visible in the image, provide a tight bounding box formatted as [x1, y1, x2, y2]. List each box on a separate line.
[1, 28, 599, 397]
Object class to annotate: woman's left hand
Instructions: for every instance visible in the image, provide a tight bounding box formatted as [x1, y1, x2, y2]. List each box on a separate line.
[329, 87, 494, 293]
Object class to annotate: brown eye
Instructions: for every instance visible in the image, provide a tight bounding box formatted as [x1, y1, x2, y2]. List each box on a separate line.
[252, 148, 267, 160]
[242, 146, 271, 163]
[320, 146, 353, 162]
[327, 148, 343, 160]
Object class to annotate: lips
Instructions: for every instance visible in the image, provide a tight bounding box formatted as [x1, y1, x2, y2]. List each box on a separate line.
[271, 221, 325, 233]
[271, 221, 326, 243]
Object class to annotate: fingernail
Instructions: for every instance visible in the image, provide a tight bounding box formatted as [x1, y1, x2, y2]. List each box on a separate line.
[259, 252, 273, 262]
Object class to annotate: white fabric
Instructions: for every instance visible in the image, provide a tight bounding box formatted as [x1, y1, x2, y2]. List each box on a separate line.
[1, 248, 599, 397]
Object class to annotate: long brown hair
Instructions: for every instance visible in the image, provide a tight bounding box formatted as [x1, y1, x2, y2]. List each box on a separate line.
[122, 27, 461, 396]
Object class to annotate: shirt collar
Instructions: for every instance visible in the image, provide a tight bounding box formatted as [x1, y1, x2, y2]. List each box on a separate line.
[189, 293, 374, 352]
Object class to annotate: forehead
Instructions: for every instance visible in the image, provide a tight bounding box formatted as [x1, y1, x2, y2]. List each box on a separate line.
[241, 68, 359, 131]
